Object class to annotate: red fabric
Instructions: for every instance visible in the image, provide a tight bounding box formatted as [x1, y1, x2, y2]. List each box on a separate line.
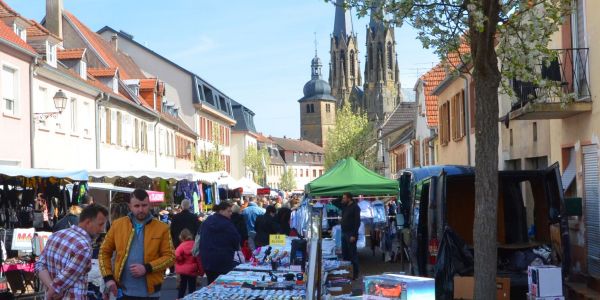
[175, 240, 204, 276]
[241, 240, 252, 260]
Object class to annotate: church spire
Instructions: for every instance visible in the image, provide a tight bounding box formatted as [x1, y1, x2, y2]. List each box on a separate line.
[369, 0, 386, 34]
[333, 0, 353, 39]
[311, 33, 322, 80]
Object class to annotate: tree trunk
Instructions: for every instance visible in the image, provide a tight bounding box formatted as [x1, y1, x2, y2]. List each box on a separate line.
[471, 1, 502, 299]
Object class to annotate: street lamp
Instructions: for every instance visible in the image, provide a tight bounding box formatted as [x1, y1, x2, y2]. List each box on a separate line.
[34, 89, 68, 122]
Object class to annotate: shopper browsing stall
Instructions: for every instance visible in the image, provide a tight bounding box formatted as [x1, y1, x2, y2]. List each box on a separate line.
[175, 229, 203, 299]
[254, 205, 279, 247]
[170, 199, 201, 248]
[100, 189, 175, 300]
[199, 201, 241, 285]
[333, 192, 361, 280]
[35, 204, 109, 300]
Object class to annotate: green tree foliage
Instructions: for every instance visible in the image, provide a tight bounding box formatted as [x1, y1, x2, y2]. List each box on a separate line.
[325, 104, 377, 170]
[278, 167, 297, 192]
[339, 0, 572, 298]
[244, 146, 271, 185]
[195, 132, 225, 172]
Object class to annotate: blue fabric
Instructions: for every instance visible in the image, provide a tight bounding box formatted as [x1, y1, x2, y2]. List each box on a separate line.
[199, 213, 241, 274]
[241, 203, 265, 232]
[205, 186, 213, 205]
[121, 214, 158, 298]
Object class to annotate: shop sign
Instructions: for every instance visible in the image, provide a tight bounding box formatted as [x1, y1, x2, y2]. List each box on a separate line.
[257, 188, 271, 195]
[11, 228, 35, 251]
[148, 191, 164, 203]
[269, 234, 286, 246]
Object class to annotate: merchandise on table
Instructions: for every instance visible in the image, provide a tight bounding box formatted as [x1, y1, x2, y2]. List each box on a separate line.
[183, 283, 306, 299]
[363, 274, 435, 300]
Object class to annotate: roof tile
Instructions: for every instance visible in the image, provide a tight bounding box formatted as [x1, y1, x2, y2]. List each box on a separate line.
[57, 48, 85, 60]
[88, 67, 117, 77]
[0, 18, 36, 54]
[26, 19, 61, 40]
[269, 136, 324, 154]
[139, 78, 158, 90]
[420, 64, 446, 127]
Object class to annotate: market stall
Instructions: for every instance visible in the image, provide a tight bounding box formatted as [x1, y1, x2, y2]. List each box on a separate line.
[88, 169, 219, 214]
[0, 166, 89, 296]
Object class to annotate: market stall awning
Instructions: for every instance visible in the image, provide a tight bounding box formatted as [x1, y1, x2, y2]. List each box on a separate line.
[0, 166, 88, 181]
[234, 177, 263, 195]
[88, 169, 194, 181]
[194, 171, 228, 183]
[305, 157, 398, 196]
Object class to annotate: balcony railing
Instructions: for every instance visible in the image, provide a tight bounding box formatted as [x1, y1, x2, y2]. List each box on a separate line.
[511, 48, 591, 111]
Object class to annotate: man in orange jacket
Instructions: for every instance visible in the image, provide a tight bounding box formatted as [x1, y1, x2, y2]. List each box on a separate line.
[100, 189, 175, 300]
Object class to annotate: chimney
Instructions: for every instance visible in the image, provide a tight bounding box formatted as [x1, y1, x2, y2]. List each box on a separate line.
[110, 33, 118, 51]
[45, 0, 63, 39]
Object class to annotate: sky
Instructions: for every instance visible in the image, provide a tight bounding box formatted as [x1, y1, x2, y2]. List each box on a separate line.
[6, 0, 439, 138]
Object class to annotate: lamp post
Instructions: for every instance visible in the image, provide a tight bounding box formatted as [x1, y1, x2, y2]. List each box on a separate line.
[34, 89, 68, 121]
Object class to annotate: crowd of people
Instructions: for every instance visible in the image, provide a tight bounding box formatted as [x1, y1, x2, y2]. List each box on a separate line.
[33, 190, 314, 300]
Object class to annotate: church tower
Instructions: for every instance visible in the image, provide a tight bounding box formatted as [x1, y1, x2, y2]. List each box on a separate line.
[329, 0, 361, 109]
[363, 3, 402, 122]
[299, 49, 337, 148]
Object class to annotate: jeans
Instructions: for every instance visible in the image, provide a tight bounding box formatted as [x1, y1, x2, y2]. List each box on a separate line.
[248, 231, 257, 251]
[342, 233, 359, 279]
[178, 274, 197, 298]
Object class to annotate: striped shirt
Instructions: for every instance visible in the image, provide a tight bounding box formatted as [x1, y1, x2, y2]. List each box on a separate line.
[35, 225, 93, 300]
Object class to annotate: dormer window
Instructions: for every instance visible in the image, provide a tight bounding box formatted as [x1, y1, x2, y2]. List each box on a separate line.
[46, 41, 57, 67]
[112, 77, 118, 93]
[79, 61, 87, 80]
[13, 24, 26, 41]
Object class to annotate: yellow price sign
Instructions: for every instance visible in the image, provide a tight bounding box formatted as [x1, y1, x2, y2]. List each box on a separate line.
[269, 234, 286, 246]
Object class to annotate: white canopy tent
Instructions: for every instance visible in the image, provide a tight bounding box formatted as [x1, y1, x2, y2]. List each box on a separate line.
[88, 169, 194, 181]
[234, 177, 263, 196]
[0, 166, 88, 181]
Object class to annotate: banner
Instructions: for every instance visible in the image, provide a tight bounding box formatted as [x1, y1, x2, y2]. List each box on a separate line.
[148, 191, 165, 203]
[11, 228, 35, 251]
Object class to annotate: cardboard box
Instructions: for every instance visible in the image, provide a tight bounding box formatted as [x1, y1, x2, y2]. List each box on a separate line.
[363, 274, 434, 300]
[528, 266, 563, 297]
[453, 276, 510, 299]
[527, 293, 565, 300]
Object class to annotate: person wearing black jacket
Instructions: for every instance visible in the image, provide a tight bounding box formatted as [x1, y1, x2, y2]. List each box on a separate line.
[333, 192, 361, 279]
[254, 205, 279, 247]
[230, 203, 248, 247]
[170, 199, 200, 248]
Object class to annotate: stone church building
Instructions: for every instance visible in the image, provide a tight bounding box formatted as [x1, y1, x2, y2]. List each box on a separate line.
[300, 0, 402, 148]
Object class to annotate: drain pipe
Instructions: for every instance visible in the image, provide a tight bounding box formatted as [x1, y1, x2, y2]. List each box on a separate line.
[95, 92, 108, 169]
[460, 74, 472, 166]
[29, 57, 39, 168]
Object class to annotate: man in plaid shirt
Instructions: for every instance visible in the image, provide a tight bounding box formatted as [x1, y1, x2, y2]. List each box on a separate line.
[35, 204, 108, 299]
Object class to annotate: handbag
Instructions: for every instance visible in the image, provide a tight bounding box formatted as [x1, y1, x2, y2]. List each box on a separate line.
[33, 211, 44, 228]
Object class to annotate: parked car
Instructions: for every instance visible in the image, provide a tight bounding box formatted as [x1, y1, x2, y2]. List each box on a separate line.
[397, 164, 570, 299]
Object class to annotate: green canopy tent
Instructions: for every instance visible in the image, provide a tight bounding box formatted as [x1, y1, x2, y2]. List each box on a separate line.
[305, 157, 399, 196]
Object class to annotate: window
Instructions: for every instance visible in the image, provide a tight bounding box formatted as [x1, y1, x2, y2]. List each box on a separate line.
[368, 47, 373, 70]
[219, 96, 227, 112]
[134, 119, 139, 149]
[70, 98, 77, 133]
[306, 104, 311, 113]
[293, 152, 298, 162]
[313, 169, 317, 177]
[387, 42, 393, 70]
[326, 104, 331, 113]
[2, 66, 18, 116]
[79, 61, 87, 80]
[141, 121, 147, 151]
[306, 169, 309, 177]
[509, 129, 513, 146]
[439, 102, 450, 145]
[202, 86, 214, 105]
[37, 87, 48, 127]
[319, 170, 323, 176]
[82, 102, 90, 136]
[46, 41, 57, 67]
[413, 139, 421, 166]
[533, 122, 538, 142]
[116, 111, 122, 146]
[349, 50, 355, 77]
[423, 139, 430, 166]
[13, 24, 26, 41]
[147, 123, 154, 152]
[451, 91, 466, 141]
